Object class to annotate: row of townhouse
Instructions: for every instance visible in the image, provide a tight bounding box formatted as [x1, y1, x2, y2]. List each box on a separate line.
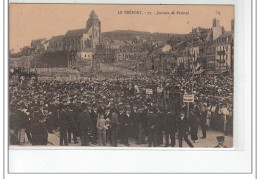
[175, 19, 234, 75]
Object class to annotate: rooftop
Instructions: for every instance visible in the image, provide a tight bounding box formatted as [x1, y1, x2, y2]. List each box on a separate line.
[65, 29, 87, 36]
[89, 10, 98, 19]
[50, 35, 65, 41]
[81, 48, 96, 53]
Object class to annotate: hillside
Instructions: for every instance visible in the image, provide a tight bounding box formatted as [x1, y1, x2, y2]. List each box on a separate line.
[102, 30, 174, 41]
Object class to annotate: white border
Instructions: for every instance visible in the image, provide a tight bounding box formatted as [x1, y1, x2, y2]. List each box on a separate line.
[2, 0, 255, 175]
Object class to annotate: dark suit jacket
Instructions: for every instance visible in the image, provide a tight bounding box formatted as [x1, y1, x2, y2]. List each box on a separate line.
[29, 120, 48, 145]
[90, 110, 98, 130]
[59, 110, 69, 130]
[121, 113, 131, 128]
[164, 111, 177, 132]
[189, 112, 200, 127]
[177, 117, 190, 134]
[147, 112, 157, 130]
[67, 110, 76, 130]
[17, 110, 29, 129]
[78, 111, 92, 131]
[110, 113, 119, 129]
[130, 110, 137, 125]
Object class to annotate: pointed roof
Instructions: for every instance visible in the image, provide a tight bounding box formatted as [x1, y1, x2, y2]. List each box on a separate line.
[65, 29, 86, 36]
[50, 35, 65, 41]
[89, 10, 98, 19]
[85, 10, 100, 32]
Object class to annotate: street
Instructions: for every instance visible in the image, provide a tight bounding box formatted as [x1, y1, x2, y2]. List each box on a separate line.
[18, 127, 232, 148]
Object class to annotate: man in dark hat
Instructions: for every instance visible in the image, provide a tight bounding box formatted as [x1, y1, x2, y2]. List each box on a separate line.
[104, 107, 112, 144]
[164, 106, 177, 147]
[97, 101, 105, 118]
[177, 111, 194, 148]
[110, 109, 119, 147]
[121, 108, 131, 146]
[147, 107, 158, 147]
[59, 104, 69, 146]
[214, 136, 227, 148]
[29, 106, 48, 146]
[130, 105, 138, 140]
[67, 104, 78, 144]
[118, 107, 125, 142]
[136, 105, 147, 145]
[199, 102, 207, 139]
[190, 109, 199, 143]
[16, 104, 30, 145]
[90, 104, 98, 145]
[48, 100, 61, 130]
[156, 106, 164, 146]
[44, 103, 54, 134]
[78, 103, 92, 146]
[9, 128, 19, 145]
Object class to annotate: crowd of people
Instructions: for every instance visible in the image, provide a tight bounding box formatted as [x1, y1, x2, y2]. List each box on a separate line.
[9, 71, 233, 147]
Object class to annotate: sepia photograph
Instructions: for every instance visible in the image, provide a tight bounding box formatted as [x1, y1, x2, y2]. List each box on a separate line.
[9, 4, 234, 148]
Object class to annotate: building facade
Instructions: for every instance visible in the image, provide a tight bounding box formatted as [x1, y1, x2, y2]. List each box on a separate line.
[214, 31, 234, 72]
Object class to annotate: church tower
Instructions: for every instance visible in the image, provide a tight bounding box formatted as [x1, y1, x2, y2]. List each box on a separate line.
[86, 10, 101, 49]
[212, 18, 223, 41]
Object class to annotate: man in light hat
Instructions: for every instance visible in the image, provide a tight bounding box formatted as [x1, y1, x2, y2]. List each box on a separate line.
[219, 103, 229, 135]
[214, 136, 227, 148]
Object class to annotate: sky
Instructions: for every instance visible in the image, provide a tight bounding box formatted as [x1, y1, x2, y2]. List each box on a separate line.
[9, 4, 234, 52]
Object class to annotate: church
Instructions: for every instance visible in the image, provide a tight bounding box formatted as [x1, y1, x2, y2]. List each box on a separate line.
[47, 10, 101, 52]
